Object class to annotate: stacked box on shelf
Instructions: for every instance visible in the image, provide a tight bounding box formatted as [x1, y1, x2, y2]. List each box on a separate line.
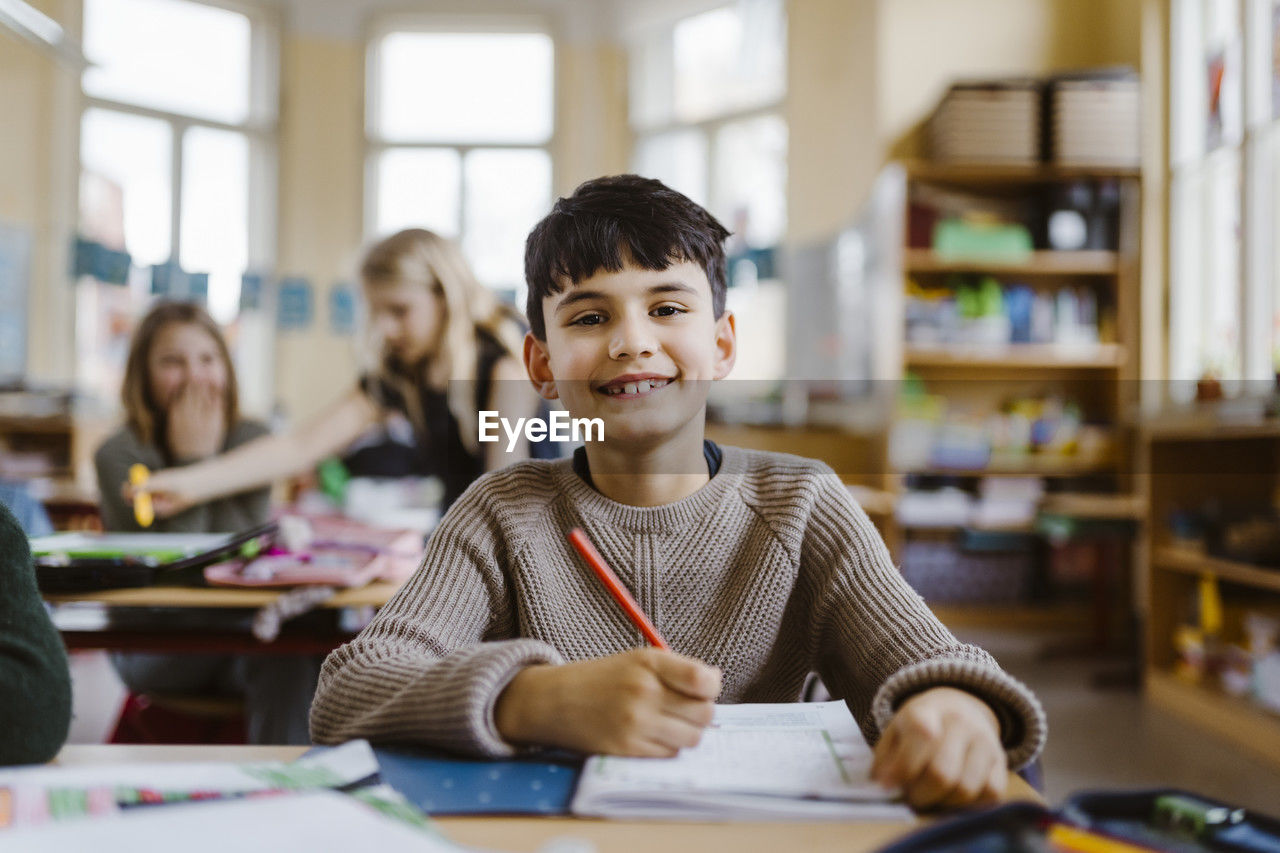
[928, 80, 1042, 165]
[1049, 72, 1141, 167]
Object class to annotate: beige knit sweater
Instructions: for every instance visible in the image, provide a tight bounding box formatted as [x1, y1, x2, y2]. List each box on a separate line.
[311, 446, 1047, 769]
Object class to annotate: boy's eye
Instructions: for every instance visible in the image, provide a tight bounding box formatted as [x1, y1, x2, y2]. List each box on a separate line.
[652, 305, 686, 317]
[571, 312, 605, 326]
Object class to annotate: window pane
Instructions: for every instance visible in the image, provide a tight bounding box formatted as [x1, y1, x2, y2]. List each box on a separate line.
[80, 108, 171, 267]
[462, 149, 551, 290]
[373, 148, 461, 239]
[1171, 0, 1208, 165]
[1204, 0, 1245, 151]
[82, 0, 250, 124]
[673, 0, 785, 123]
[182, 127, 248, 324]
[1245, 0, 1279, 126]
[713, 114, 787, 246]
[1169, 174, 1203, 382]
[1205, 150, 1243, 378]
[629, 29, 674, 130]
[374, 32, 553, 143]
[633, 129, 708, 208]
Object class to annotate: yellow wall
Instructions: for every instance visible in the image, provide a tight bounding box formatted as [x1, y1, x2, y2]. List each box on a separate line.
[785, 0, 880, 246]
[272, 34, 365, 422]
[0, 0, 77, 384]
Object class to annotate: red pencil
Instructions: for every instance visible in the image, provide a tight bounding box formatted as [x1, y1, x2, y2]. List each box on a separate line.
[567, 527, 670, 650]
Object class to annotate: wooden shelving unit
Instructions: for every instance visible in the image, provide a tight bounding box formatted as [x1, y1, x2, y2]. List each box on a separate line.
[1146, 671, 1280, 768]
[891, 161, 1142, 625]
[1140, 421, 1280, 767]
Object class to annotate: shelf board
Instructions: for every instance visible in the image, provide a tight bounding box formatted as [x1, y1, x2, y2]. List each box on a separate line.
[44, 580, 404, 609]
[905, 343, 1124, 369]
[904, 160, 1141, 184]
[1039, 492, 1145, 520]
[905, 249, 1120, 276]
[929, 602, 1092, 631]
[900, 456, 1117, 478]
[1152, 546, 1280, 593]
[1146, 670, 1280, 768]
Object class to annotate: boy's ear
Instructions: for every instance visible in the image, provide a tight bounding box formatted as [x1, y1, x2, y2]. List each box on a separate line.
[522, 331, 560, 400]
[712, 311, 737, 380]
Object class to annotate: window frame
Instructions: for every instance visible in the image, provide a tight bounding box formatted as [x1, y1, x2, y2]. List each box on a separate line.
[625, 1, 788, 248]
[362, 12, 559, 277]
[1168, 0, 1280, 383]
[77, 0, 281, 289]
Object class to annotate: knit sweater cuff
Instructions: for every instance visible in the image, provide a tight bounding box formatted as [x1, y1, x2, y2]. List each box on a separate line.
[870, 658, 1047, 771]
[465, 640, 566, 758]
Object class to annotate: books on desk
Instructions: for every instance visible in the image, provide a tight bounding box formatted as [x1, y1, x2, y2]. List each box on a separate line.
[571, 701, 913, 821]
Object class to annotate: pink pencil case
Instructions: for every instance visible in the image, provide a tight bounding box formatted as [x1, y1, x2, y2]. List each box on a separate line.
[204, 517, 422, 588]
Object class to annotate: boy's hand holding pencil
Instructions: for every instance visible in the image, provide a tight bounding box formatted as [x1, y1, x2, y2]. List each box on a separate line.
[494, 527, 722, 757]
[494, 647, 721, 757]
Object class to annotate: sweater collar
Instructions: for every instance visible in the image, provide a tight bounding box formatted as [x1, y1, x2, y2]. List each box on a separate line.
[552, 444, 747, 534]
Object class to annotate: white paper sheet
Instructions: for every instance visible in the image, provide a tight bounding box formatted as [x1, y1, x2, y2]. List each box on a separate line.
[571, 701, 913, 821]
[2, 789, 464, 852]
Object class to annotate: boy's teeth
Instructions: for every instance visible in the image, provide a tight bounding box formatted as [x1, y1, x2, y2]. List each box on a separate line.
[624, 382, 638, 395]
[637, 380, 651, 393]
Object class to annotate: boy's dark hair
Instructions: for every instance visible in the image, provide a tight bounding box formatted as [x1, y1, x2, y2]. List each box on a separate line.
[524, 174, 730, 339]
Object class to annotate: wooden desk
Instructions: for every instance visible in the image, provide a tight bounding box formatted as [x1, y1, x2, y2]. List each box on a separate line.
[54, 745, 1042, 853]
[45, 580, 403, 610]
[44, 581, 404, 654]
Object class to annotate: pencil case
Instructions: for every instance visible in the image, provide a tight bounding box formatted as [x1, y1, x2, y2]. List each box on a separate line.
[877, 789, 1280, 853]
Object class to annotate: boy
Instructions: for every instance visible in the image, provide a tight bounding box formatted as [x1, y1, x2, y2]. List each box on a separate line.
[311, 175, 1046, 810]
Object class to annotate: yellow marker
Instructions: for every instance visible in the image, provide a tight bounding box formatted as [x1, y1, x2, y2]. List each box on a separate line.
[129, 463, 154, 528]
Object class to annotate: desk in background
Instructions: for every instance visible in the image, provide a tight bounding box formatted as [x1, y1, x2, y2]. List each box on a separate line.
[44, 581, 404, 655]
[52, 744, 1042, 853]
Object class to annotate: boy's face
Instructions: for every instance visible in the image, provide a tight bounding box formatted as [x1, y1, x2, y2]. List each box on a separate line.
[525, 259, 736, 451]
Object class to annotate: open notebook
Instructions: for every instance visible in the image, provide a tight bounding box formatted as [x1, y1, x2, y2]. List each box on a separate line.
[571, 701, 914, 821]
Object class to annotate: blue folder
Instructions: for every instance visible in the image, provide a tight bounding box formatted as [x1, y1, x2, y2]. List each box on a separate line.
[370, 747, 582, 816]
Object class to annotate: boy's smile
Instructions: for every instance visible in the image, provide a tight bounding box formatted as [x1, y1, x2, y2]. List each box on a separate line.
[525, 258, 736, 454]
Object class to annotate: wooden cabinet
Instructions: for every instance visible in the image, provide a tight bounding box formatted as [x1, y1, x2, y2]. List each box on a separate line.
[1140, 420, 1280, 767]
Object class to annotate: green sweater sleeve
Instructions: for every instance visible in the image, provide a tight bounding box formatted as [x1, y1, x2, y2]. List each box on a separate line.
[0, 502, 71, 765]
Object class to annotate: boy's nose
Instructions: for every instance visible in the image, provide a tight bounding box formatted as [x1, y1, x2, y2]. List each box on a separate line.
[609, 316, 657, 360]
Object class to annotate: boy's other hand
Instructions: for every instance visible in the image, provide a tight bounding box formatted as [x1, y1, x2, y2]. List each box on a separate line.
[870, 686, 1006, 810]
[494, 648, 721, 757]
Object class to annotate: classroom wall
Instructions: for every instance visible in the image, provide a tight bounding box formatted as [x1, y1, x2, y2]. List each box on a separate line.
[271, 33, 366, 423]
[785, 0, 880, 247]
[0, 0, 78, 385]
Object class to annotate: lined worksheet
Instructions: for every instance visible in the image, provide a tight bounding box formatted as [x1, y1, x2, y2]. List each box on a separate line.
[572, 701, 913, 821]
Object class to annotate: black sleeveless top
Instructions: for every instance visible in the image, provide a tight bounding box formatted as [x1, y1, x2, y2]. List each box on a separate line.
[359, 328, 556, 511]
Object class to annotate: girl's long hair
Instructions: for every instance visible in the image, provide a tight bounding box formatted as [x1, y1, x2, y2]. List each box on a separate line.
[120, 300, 240, 448]
[361, 228, 525, 453]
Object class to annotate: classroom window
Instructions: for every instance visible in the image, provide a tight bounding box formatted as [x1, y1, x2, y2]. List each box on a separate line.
[628, 0, 787, 255]
[1168, 0, 1280, 385]
[77, 0, 276, 326]
[366, 23, 555, 300]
